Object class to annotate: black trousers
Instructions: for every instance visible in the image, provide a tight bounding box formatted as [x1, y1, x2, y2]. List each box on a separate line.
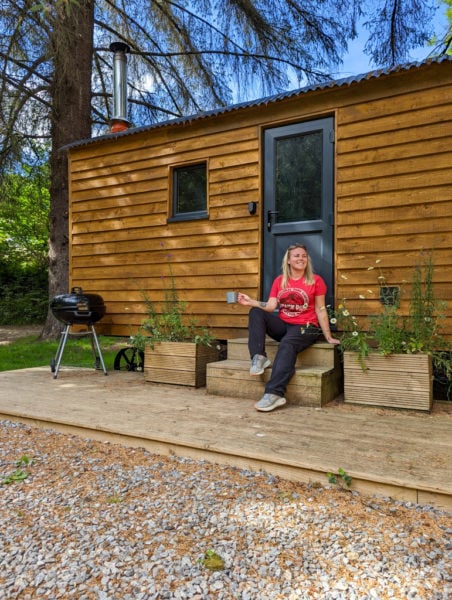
[248, 307, 319, 397]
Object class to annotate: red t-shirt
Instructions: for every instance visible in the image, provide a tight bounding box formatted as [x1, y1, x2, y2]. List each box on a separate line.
[269, 274, 327, 326]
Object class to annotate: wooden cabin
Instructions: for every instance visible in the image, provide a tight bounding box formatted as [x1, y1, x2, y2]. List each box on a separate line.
[66, 57, 452, 342]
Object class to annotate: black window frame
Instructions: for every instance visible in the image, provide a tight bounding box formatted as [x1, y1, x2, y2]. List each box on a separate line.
[168, 161, 208, 222]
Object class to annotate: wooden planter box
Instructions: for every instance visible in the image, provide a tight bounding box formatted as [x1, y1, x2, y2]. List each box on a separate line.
[343, 352, 433, 411]
[144, 342, 219, 388]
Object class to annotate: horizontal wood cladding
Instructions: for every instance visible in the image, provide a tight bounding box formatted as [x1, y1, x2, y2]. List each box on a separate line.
[71, 230, 255, 255]
[339, 121, 449, 156]
[70, 127, 259, 176]
[68, 116, 263, 337]
[337, 215, 450, 240]
[70, 146, 259, 198]
[337, 249, 452, 271]
[335, 187, 450, 214]
[338, 98, 450, 136]
[337, 154, 450, 189]
[72, 245, 258, 270]
[68, 61, 452, 338]
[71, 261, 259, 284]
[335, 66, 451, 337]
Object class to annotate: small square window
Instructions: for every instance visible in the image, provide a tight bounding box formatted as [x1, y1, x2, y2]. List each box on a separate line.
[171, 162, 207, 220]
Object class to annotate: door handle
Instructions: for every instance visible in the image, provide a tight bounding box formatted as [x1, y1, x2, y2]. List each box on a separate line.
[267, 210, 279, 232]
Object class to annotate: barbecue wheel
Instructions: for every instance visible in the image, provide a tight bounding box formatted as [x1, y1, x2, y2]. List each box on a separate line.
[113, 347, 144, 372]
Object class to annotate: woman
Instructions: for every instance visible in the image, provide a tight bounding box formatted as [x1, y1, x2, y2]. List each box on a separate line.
[237, 244, 340, 412]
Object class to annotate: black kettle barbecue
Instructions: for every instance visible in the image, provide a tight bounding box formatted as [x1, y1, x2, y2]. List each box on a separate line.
[50, 287, 108, 379]
[51, 287, 106, 325]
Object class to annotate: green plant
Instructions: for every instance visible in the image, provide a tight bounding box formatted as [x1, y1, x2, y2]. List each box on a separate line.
[331, 252, 451, 379]
[0, 162, 50, 325]
[16, 455, 34, 467]
[0, 456, 35, 485]
[0, 264, 48, 325]
[199, 549, 225, 571]
[106, 494, 123, 504]
[0, 469, 29, 485]
[131, 260, 214, 350]
[329, 301, 371, 367]
[407, 253, 448, 355]
[327, 468, 352, 488]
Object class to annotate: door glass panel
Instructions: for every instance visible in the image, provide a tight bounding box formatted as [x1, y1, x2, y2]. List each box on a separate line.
[275, 131, 322, 222]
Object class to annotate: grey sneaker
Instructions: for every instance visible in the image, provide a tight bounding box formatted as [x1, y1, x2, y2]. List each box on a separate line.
[250, 354, 272, 376]
[254, 393, 286, 412]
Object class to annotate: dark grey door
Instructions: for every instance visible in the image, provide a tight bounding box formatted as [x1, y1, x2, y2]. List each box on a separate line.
[263, 117, 334, 305]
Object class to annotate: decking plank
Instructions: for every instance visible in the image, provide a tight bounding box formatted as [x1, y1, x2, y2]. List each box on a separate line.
[0, 367, 450, 510]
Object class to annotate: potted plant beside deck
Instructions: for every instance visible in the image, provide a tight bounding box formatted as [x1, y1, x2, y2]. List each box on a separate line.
[333, 252, 451, 411]
[131, 267, 219, 388]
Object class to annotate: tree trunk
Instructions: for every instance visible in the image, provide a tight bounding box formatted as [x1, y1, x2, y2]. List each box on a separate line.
[41, 1, 94, 339]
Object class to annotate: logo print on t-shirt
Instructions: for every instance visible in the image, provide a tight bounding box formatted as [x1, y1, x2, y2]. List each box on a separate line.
[278, 288, 309, 317]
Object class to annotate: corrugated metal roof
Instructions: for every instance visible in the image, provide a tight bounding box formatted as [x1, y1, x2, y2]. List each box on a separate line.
[64, 55, 451, 151]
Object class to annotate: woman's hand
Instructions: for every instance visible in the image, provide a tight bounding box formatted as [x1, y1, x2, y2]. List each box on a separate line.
[237, 293, 278, 312]
[324, 334, 340, 345]
[237, 292, 252, 306]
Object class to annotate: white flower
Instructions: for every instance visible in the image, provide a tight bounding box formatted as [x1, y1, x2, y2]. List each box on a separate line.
[340, 274, 348, 280]
[359, 294, 365, 299]
[352, 331, 359, 337]
[342, 310, 350, 317]
[330, 318, 337, 324]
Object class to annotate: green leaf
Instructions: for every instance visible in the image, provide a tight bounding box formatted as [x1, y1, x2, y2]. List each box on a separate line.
[12, 469, 29, 481]
[327, 472, 337, 484]
[16, 455, 34, 467]
[202, 550, 225, 571]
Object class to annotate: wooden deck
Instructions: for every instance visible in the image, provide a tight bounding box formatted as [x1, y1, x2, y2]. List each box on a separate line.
[0, 366, 451, 512]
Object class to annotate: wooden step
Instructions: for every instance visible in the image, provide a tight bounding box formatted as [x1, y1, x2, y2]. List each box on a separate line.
[226, 338, 338, 368]
[206, 339, 343, 407]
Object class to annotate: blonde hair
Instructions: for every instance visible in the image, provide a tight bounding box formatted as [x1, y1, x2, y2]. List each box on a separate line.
[281, 244, 314, 288]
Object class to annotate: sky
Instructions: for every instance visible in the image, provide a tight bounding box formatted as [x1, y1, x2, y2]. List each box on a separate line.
[335, 5, 450, 79]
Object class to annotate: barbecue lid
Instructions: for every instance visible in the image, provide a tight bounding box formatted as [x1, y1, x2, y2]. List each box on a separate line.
[51, 287, 106, 324]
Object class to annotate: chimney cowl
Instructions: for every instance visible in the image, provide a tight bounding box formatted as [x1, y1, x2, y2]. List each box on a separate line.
[109, 41, 130, 54]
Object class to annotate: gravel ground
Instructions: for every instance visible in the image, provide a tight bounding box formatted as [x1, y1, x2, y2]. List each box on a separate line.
[0, 420, 450, 600]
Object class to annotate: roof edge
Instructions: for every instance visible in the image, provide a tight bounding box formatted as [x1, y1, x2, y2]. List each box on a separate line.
[63, 55, 452, 152]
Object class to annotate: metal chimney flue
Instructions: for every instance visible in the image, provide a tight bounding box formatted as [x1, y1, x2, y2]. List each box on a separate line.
[109, 42, 130, 133]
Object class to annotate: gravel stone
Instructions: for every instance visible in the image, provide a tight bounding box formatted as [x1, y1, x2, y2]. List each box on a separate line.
[0, 419, 450, 599]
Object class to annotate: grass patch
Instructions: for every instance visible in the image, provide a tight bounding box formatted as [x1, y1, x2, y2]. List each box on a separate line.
[0, 334, 128, 372]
